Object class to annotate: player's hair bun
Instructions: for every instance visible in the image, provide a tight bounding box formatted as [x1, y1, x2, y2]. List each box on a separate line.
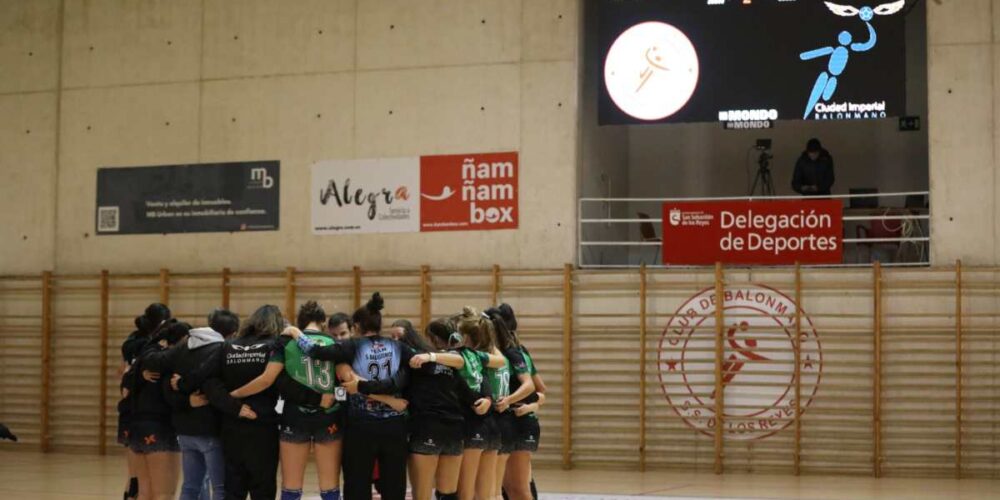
[366, 292, 385, 314]
[461, 305, 478, 319]
[300, 300, 323, 317]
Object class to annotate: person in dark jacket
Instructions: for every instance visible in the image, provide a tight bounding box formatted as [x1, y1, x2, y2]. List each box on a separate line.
[129, 319, 190, 500]
[174, 305, 331, 500]
[118, 303, 171, 500]
[792, 138, 835, 196]
[141, 308, 240, 500]
[405, 314, 494, 500]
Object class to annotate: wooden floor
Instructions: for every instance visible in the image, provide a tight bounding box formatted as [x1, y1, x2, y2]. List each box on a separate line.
[0, 451, 997, 500]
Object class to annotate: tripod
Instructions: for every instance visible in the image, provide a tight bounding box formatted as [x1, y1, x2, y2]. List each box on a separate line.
[750, 149, 775, 197]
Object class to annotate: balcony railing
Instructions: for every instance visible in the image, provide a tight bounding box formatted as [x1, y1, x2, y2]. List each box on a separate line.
[578, 191, 930, 268]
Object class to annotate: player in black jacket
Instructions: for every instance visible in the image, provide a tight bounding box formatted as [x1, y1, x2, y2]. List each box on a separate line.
[225, 301, 348, 500]
[403, 319, 491, 500]
[129, 319, 190, 500]
[140, 308, 239, 500]
[175, 305, 331, 500]
[407, 311, 509, 500]
[117, 303, 170, 500]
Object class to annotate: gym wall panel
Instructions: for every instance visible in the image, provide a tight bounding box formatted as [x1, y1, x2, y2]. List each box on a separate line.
[926, 0, 1000, 266]
[200, 72, 355, 162]
[494, 270, 566, 467]
[61, 0, 202, 89]
[641, 270, 719, 472]
[356, 0, 521, 70]
[201, 0, 356, 79]
[927, 42, 996, 265]
[516, 61, 578, 264]
[520, 0, 578, 62]
[0, 277, 44, 450]
[4, 265, 1000, 479]
[0, 0, 59, 94]
[0, 92, 58, 274]
[957, 269, 1000, 477]
[56, 83, 201, 272]
[927, 0, 992, 46]
[49, 274, 103, 452]
[354, 63, 520, 158]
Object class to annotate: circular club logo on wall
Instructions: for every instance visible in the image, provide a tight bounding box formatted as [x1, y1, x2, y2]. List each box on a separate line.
[604, 21, 700, 121]
[658, 285, 822, 440]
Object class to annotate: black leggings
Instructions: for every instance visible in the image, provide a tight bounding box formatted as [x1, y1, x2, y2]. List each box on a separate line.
[221, 421, 279, 500]
[343, 417, 408, 500]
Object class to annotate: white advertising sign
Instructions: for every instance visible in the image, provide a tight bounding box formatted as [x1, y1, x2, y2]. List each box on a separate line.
[311, 157, 419, 234]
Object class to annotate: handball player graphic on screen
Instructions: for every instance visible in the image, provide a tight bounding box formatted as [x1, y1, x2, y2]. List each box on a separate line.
[800, 0, 906, 119]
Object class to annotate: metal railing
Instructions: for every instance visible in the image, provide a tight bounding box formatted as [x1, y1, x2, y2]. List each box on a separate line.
[578, 191, 930, 268]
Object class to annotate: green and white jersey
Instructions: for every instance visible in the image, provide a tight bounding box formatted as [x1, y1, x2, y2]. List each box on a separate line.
[522, 347, 537, 376]
[282, 330, 339, 414]
[486, 352, 511, 403]
[457, 347, 490, 391]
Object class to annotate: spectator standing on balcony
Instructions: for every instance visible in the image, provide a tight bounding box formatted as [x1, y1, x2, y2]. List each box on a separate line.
[792, 138, 835, 196]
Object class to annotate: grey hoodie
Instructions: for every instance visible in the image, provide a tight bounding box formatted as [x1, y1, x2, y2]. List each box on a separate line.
[188, 327, 224, 350]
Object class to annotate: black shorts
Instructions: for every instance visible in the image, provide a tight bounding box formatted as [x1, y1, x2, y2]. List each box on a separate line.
[128, 421, 179, 454]
[465, 414, 501, 451]
[496, 412, 518, 454]
[280, 408, 344, 444]
[512, 415, 540, 453]
[409, 417, 463, 456]
[117, 413, 130, 446]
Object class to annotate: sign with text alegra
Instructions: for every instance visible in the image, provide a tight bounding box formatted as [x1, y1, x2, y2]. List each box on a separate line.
[662, 200, 842, 265]
[312, 157, 419, 234]
[311, 152, 518, 235]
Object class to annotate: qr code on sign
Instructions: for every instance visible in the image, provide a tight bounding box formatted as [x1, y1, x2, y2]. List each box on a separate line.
[98, 206, 119, 232]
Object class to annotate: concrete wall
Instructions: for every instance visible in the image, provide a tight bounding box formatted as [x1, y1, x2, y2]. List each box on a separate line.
[4, 0, 1000, 272]
[927, 0, 1000, 265]
[0, 0, 580, 274]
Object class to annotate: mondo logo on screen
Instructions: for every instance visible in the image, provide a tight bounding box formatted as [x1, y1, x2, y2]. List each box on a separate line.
[604, 21, 700, 121]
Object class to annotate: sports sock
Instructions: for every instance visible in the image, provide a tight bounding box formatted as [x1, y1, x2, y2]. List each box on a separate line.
[320, 488, 341, 500]
[125, 477, 138, 499]
[280, 488, 303, 500]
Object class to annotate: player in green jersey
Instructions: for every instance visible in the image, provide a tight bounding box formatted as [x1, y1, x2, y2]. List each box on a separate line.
[409, 308, 507, 500]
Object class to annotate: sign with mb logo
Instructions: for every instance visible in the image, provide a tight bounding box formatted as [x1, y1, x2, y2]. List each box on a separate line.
[250, 167, 275, 189]
[96, 161, 280, 235]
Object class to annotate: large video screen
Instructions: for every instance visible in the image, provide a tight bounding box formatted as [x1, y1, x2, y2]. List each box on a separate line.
[598, 0, 910, 125]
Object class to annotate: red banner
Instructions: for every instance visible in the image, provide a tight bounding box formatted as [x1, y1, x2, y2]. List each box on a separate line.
[661, 200, 843, 265]
[420, 152, 518, 232]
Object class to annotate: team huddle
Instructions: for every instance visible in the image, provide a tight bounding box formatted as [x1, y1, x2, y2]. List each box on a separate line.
[117, 293, 544, 500]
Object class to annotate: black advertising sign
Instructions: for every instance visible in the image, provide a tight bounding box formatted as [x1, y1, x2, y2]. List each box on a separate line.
[96, 161, 280, 235]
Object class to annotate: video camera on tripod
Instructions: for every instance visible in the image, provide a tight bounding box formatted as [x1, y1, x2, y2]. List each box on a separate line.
[750, 138, 775, 196]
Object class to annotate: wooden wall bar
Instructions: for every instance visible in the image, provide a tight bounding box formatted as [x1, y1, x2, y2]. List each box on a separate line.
[873, 262, 883, 477]
[0, 264, 997, 480]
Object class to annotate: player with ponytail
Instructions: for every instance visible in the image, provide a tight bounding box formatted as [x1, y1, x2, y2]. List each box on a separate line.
[494, 304, 544, 500]
[284, 293, 413, 500]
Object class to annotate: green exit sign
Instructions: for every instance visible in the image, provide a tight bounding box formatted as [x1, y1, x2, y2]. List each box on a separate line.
[899, 116, 921, 132]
